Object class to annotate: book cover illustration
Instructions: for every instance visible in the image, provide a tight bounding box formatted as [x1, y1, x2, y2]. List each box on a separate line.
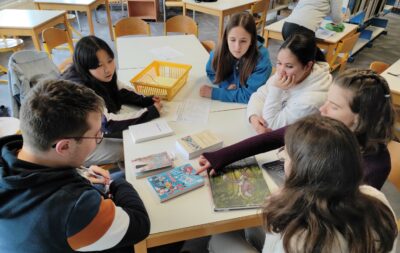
[147, 163, 205, 202]
[132, 151, 173, 172]
[209, 157, 270, 211]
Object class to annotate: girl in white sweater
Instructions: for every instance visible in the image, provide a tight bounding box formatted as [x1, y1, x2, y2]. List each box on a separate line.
[247, 33, 332, 134]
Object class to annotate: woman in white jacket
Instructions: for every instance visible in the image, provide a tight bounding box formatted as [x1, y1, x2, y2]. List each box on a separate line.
[247, 33, 332, 134]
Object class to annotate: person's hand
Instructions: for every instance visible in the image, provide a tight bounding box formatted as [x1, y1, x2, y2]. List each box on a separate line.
[199, 85, 212, 98]
[273, 74, 296, 90]
[154, 100, 163, 113]
[196, 155, 217, 176]
[250, 115, 271, 134]
[227, 84, 237, 90]
[152, 96, 161, 103]
[86, 166, 111, 185]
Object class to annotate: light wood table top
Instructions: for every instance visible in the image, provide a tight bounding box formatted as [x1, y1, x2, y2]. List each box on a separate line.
[381, 58, 400, 106]
[182, 0, 259, 39]
[34, 0, 114, 40]
[0, 9, 68, 51]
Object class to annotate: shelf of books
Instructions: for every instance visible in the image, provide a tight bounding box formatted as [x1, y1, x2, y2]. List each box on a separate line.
[344, 0, 395, 56]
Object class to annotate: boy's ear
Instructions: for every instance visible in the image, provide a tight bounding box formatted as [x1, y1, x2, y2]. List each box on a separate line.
[54, 139, 72, 156]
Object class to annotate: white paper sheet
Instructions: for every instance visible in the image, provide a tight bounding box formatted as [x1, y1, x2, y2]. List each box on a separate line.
[149, 46, 184, 61]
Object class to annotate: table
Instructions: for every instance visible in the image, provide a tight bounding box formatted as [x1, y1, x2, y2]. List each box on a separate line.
[381, 59, 400, 106]
[182, 0, 259, 39]
[116, 35, 247, 112]
[123, 109, 279, 253]
[0, 9, 68, 51]
[264, 18, 359, 63]
[34, 0, 114, 40]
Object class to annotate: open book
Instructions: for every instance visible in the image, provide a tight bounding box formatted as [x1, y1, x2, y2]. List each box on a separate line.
[129, 119, 174, 143]
[208, 157, 270, 211]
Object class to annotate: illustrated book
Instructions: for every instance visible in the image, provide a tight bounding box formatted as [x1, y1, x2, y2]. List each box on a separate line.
[147, 163, 205, 202]
[261, 160, 285, 186]
[208, 157, 270, 211]
[129, 119, 174, 143]
[131, 151, 174, 178]
[175, 130, 223, 159]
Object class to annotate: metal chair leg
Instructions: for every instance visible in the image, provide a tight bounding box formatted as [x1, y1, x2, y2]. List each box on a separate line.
[75, 11, 82, 32]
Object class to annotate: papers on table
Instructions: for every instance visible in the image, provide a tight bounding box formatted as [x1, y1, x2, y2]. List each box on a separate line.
[149, 46, 184, 61]
[162, 99, 211, 124]
[315, 27, 336, 40]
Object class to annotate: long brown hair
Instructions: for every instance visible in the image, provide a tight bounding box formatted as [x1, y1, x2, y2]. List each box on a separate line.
[334, 69, 395, 154]
[262, 115, 397, 253]
[212, 12, 258, 86]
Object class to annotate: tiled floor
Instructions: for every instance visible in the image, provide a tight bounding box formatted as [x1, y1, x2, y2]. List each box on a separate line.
[0, 4, 399, 253]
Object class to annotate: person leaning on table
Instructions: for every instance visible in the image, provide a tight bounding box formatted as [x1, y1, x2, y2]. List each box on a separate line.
[208, 115, 398, 253]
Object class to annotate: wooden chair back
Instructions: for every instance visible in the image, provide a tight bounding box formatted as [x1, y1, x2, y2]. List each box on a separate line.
[329, 32, 360, 72]
[164, 15, 198, 37]
[42, 27, 74, 59]
[201, 40, 215, 53]
[42, 27, 74, 73]
[369, 61, 390, 74]
[388, 141, 400, 191]
[113, 17, 151, 38]
[251, 0, 270, 37]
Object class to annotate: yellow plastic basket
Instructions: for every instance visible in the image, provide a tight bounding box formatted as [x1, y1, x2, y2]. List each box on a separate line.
[130, 61, 192, 101]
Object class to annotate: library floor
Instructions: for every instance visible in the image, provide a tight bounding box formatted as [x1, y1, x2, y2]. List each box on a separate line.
[0, 6, 400, 253]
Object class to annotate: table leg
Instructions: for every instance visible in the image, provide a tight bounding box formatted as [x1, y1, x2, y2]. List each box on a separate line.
[86, 7, 95, 35]
[325, 43, 337, 65]
[264, 29, 269, 47]
[31, 31, 42, 51]
[218, 14, 224, 40]
[183, 3, 186, 16]
[134, 240, 148, 253]
[105, 0, 114, 41]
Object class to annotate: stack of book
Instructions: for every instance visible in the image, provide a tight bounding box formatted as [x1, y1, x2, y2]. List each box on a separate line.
[175, 130, 223, 159]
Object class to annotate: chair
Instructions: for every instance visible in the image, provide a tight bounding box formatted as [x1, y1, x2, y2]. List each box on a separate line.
[369, 61, 390, 74]
[328, 32, 360, 73]
[113, 17, 151, 38]
[250, 0, 270, 37]
[42, 27, 74, 73]
[0, 37, 24, 84]
[164, 15, 198, 37]
[163, 0, 184, 22]
[387, 141, 400, 229]
[201, 40, 215, 53]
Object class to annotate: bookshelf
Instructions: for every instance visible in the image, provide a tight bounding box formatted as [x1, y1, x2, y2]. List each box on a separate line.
[343, 0, 395, 56]
[127, 0, 159, 20]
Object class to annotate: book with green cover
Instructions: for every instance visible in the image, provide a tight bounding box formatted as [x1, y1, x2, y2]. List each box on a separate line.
[208, 157, 270, 211]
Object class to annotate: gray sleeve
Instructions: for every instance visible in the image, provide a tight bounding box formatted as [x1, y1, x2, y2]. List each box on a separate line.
[330, 0, 343, 24]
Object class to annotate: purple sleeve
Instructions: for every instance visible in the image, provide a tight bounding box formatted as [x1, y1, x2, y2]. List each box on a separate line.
[203, 127, 286, 171]
[362, 146, 391, 190]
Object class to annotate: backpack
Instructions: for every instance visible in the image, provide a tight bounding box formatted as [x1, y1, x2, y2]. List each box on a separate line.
[7, 50, 60, 118]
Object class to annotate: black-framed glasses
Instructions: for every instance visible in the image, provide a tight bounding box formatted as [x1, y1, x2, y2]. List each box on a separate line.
[276, 146, 286, 162]
[51, 130, 104, 148]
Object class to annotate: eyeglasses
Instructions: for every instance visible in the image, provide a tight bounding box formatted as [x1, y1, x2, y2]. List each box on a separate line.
[51, 130, 104, 148]
[276, 146, 286, 162]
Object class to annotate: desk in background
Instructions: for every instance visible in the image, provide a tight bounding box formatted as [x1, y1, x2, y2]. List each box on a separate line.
[381, 59, 400, 106]
[263, 18, 359, 64]
[123, 109, 279, 253]
[0, 9, 68, 51]
[182, 0, 259, 39]
[116, 35, 247, 112]
[34, 0, 114, 40]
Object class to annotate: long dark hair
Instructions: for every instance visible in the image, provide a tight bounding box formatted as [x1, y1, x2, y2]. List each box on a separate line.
[335, 69, 395, 154]
[280, 33, 326, 66]
[212, 12, 258, 86]
[262, 115, 397, 253]
[72, 35, 121, 113]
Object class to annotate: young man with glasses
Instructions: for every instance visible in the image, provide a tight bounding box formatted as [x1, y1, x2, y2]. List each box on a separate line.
[0, 79, 150, 252]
